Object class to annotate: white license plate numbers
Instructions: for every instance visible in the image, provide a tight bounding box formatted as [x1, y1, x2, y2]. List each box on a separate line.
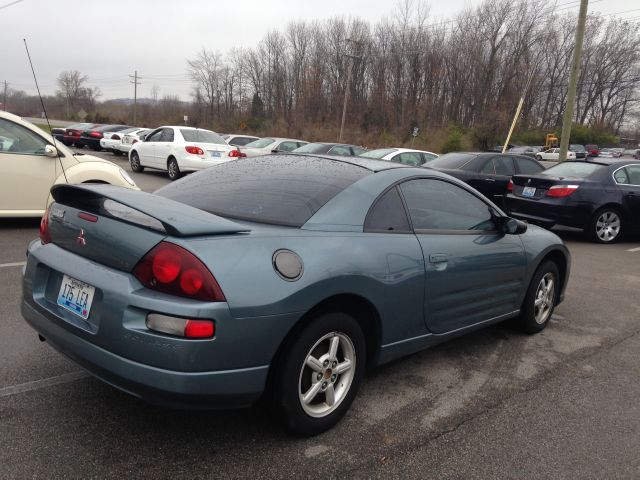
[57, 275, 95, 320]
[522, 186, 536, 197]
[209, 151, 221, 158]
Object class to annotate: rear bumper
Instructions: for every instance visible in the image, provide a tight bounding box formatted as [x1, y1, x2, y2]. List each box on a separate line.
[506, 195, 591, 229]
[22, 301, 268, 408]
[178, 156, 233, 172]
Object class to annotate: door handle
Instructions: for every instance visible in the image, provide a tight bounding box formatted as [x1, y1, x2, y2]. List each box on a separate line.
[483, 178, 496, 182]
[429, 254, 448, 264]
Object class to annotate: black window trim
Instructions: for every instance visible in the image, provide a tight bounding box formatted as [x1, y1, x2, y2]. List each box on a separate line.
[364, 175, 503, 235]
[612, 164, 640, 187]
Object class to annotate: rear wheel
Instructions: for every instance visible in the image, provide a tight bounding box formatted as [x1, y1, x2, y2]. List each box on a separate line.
[130, 151, 144, 172]
[112, 149, 122, 156]
[518, 260, 559, 334]
[275, 313, 365, 436]
[167, 157, 182, 180]
[589, 208, 622, 243]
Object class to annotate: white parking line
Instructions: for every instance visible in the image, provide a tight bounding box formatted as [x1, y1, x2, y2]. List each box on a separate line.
[627, 247, 640, 252]
[0, 371, 89, 398]
[0, 261, 26, 268]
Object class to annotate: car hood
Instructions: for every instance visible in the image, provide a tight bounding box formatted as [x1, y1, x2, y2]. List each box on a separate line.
[73, 153, 117, 165]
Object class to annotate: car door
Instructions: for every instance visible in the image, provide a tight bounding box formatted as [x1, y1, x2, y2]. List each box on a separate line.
[618, 165, 640, 231]
[398, 177, 526, 333]
[137, 128, 162, 167]
[155, 128, 174, 169]
[0, 117, 56, 213]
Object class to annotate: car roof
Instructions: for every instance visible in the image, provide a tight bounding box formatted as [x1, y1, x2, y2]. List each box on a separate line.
[290, 154, 409, 172]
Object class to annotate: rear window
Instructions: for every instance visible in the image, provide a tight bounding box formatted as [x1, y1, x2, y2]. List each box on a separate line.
[542, 162, 604, 178]
[180, 129, 225, 145]
[363, 149, 397, 159]
[426, 153, 477, 169]
[293, 143, 332, 154]
[155, 156, 370, 227]
[244, 138, 275, 148]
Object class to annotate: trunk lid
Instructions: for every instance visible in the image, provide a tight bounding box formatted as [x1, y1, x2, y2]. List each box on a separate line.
[47, 184, 250, 271]
[511, 174, 584, 199]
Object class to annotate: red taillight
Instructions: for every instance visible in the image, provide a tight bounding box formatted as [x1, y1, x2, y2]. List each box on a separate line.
[546, 185, 579, 197]
[111, 134, 121, 140]
[507, 179, 514, 192]
[39, 207, 51, 244]
[185, 146, 204, 155]
[184, 319, 215, 338]
[132, 139, 138, 144]
[89, 131, 103, 138]
[133, 242, 225, 302]
[228, 149, 241, 158]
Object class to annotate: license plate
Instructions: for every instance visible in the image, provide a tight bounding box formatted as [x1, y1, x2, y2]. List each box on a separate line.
[209, 151, 221, 158]
[57, 275, 95, 320]
[522, 186, 536, 197]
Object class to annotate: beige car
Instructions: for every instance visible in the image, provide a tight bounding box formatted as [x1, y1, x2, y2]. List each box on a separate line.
[0, 111, 139, 217]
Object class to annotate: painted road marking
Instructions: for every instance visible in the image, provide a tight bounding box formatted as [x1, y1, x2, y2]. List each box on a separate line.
[0, 371, 89, 398]
[0, 261, 26, 268]
[627, 246, 640, 252]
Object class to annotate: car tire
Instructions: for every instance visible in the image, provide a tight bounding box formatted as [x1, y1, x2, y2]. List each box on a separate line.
[129, 151, 144, 172]
[274, 312, 366, 436]
[589, 207, 623, 244]
[535, 155, 542, 161]
[167, 157, 182, 181]
[518, 260, 560, 334]
[112, 149, 122, 156]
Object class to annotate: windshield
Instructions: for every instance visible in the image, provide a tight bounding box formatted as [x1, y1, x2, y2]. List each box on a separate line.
[180, 129, 226, 144]
[360, 148, 397, 159]
[244, 138, 275, 148]
[569, 144, 585, 152]
[426, 153, 477, 169]
[155, 156, 370, 227]
[542, 162, 604, 179]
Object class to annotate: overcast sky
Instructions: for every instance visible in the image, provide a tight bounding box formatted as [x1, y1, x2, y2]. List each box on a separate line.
[2, 0, 638, 100]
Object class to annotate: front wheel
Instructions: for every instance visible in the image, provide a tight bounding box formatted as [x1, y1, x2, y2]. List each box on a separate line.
[129, 151, 144, 172]
[535, 155, 542, 161]
[167, 157, 182, 181]
[518, 260, 560, 334]
[589, 208, 622, 243]
[275, 313, 366, 436]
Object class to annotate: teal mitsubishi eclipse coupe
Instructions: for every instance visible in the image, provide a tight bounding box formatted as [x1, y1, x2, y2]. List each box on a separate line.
[21, 154, 570, 435]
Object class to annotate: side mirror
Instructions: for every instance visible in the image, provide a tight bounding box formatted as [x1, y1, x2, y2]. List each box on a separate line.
[271, 149, 279, 153]
[44, 145, 59, 157]
[500, 217, 527, 235]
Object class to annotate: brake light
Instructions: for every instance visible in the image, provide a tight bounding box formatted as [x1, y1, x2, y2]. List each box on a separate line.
[132, 139, 138, 144]
[185, 146, 204, 155]
[39, 207, 51, 244]
[507, 179, 513, 192]
[546, 185, 579, 197]
[111, 134, 121, 140]
[228, 149, 243, 158]
[133, 242, 225, 301]
[89, 131, 103, 138]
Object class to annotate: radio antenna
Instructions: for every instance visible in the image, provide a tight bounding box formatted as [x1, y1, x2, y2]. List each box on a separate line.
[23, 38, 69, 183]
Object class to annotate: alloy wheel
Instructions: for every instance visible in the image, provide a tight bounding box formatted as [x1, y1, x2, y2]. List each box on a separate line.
[534, 272, 555, 324]
[595, 211, 621, 242]
[298, 332, 356, 418]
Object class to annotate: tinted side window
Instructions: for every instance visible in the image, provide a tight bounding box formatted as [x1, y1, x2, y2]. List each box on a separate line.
[278, 141, 298, 152]
[329, 146, 351, 156]
[146, 129, 163, 142]
[231, 137, 256, 146]
[626, 166, 640, 185]
[399, 179, 495, 231]
[422, 153, 438, 163]
[494, 156, 515, 175]
[396, 152, 423, 166]
[480, 158, 495, 174]
[515, 157, 544, 174]
[364, 187, 411, 232]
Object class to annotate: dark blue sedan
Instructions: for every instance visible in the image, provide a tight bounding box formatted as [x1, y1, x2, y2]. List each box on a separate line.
[22, 155, 570, 435]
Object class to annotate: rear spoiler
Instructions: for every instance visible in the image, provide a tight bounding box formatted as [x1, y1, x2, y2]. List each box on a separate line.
[51, 183, 250, 237]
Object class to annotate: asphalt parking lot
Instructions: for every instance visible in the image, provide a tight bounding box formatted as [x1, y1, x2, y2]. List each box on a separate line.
[2, 150, 640, 478]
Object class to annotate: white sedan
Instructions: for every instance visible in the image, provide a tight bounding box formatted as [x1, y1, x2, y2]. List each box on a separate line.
[359, 147, 439, 166]
[98, 127, 136, 152]
[241, 137, 308, 157]
[535, 148, 576, 161]
[128, 126, 242, 180]
[113, 128, 150, 155]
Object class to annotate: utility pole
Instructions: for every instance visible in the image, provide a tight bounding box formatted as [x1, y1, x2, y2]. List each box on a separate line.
[2, 80, 7, 111]
[129, 70, 142, 125]
[338, 39, 362, 143]
[559, 0, 589, 162]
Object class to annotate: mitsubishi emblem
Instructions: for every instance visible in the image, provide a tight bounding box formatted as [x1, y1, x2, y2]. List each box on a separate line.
[76, 229, 86, 246]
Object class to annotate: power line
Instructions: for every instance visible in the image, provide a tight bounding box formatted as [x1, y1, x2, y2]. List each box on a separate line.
[0, 0, 23, 10]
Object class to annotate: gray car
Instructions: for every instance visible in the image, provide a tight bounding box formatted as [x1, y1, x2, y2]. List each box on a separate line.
[21, 155, 570, 435]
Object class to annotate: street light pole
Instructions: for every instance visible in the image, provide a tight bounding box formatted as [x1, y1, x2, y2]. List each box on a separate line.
[559, 0, 589, 162]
